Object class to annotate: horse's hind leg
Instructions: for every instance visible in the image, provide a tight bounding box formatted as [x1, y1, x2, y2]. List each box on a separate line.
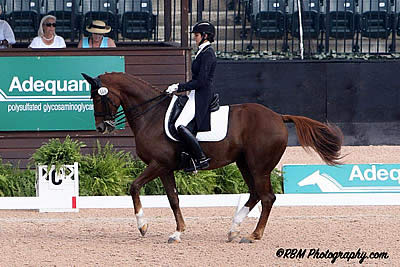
[240, 172, 276, 243]
[228, 157, 260, 242]
[159, 171, 186, 243]
[130, 161, 169, 237]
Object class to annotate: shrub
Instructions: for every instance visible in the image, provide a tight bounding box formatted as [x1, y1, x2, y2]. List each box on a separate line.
[0, 137, 284, 196]
[215, 164, 283, 194]
[271, 168, 284, 194]
[214, 164, 248, 194]
[0, 159, 35, 197]
[79, 141, 134, 196]
[135, 160, 283, 195]
[30, 135, 85, 172]
[174, 170, 218, 195]
[141, 170, 218, 195]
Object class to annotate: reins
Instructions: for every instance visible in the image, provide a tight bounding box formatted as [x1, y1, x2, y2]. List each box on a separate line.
[91, 74, 170, 128]
[111, 93, 169, 127]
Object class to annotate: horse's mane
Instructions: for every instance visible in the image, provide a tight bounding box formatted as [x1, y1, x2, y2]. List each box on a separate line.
[99, 72, 163, 94]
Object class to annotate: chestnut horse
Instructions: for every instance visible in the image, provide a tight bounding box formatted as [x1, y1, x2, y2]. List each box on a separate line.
[82, 72, 343, 243]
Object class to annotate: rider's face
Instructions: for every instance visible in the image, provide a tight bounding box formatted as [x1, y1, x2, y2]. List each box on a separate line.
[194, 32, 206, 46]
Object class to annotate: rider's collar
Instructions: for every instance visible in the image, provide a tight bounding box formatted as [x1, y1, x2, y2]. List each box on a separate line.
[195, 41, 210, 58]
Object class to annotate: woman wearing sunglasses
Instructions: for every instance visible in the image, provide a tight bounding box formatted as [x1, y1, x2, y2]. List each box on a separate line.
[29, 15, 66, 48]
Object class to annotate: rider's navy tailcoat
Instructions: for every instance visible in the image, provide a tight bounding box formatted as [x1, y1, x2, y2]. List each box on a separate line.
[177, 44, 216, 131]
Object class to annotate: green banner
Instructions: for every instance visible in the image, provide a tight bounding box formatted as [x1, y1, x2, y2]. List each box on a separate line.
[0, 56, 125, 131]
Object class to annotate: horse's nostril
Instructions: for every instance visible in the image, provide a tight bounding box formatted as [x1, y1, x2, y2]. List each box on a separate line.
[96, 124, 105, 132]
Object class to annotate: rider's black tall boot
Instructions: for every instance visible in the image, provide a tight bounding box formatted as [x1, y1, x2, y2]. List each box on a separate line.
[177, 125, 210, 171]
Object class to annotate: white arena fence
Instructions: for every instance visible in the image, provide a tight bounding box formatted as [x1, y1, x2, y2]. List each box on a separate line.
[1, 193, 400, 210]
[2, 162, 400, 212]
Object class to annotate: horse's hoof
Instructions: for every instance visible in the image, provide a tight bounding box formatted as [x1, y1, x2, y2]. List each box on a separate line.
[227, 231, 240, 242]
[239, 237, 255, 243]
[167, 237, 181, 243]
[139, 223, 148, 236]
[168, 232, 182, 243]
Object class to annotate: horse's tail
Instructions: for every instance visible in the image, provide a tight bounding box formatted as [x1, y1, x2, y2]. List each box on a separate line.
[282, 115, 343, 165]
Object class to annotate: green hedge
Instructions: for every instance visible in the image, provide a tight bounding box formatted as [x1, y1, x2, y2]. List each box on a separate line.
[0, 136, 283, 197]
[0, 159, 36, 197]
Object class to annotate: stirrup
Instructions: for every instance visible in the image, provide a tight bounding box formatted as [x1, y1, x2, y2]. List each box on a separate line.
[184, 158, 199, 173]
[197, 157, 211, 168]
[184, 157, 210, 173]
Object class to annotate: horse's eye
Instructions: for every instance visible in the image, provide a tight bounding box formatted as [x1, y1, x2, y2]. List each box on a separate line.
[98, 87, 109, 96]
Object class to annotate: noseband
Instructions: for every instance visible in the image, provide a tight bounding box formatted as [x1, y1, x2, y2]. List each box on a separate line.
[93, 90, 120, 121]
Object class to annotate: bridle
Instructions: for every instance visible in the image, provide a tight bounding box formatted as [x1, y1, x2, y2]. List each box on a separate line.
[92, 85, 169, 127]
[92, 89, 120, 120]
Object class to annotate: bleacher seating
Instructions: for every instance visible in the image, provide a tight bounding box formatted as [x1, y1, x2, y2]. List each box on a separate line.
[45, 0, 82, 40]
[289, 0, 323, 38]
[327, 0, 358, 39]
[250, 0, 288, 39]
[4, 0, 41, 39]
[360, 0, 392, 38]
[0, 0, 6, 20]
[119, 0, 156, 40]
[0, 0, 398, 50]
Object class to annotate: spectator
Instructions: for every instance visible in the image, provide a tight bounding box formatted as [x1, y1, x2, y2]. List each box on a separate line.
[0, 5, 16, 48]
[29, 15, 66, 48]
[78, 20, 116, 48]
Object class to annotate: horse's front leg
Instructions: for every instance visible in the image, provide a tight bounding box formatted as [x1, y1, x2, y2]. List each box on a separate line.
[160, 171, 186, 243]
[130, 161, 168, 237]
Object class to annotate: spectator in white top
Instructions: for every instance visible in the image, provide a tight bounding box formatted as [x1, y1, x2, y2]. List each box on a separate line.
[0, 5, 16, 48]
[29, 15, 66, 48]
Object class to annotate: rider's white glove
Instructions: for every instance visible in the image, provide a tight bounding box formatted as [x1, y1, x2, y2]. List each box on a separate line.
[166, 83, 179, 94]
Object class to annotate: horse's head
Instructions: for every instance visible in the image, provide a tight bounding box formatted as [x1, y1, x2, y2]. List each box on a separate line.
[82, 73, 122, 133]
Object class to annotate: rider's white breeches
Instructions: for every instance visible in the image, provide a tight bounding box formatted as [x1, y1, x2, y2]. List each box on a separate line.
[175, 90, 196, 128]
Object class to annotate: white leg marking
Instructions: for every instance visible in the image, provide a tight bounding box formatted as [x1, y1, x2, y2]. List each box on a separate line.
[230, 206, 250, 232]
[169, 231, 182, 241]
[135, 208, 147, 228]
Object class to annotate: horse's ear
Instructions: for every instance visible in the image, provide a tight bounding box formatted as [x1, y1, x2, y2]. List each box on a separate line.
[81, 73, 94, 85]
[81, 73, 101, 89]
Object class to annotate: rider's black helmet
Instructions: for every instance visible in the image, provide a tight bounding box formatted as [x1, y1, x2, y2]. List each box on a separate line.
[191, 21, 215, 42]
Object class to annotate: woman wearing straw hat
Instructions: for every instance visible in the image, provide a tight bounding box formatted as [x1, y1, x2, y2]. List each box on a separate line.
[78, 20, 116, 48]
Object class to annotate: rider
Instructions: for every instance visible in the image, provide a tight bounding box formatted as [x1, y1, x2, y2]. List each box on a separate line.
[166, 20, 217, 171]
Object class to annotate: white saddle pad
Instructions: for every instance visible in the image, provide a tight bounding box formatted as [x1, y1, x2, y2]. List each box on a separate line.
[164, 95, 229, 142]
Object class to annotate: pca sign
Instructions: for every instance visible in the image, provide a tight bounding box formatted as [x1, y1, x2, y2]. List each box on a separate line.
[283, 164, 400, 193]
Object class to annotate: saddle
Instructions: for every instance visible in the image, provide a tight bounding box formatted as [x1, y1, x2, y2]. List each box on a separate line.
[165, 93, 228, 173]
[167, 93, 220, 141]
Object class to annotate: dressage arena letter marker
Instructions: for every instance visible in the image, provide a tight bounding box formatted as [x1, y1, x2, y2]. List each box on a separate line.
[36, 162, 79, 212]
